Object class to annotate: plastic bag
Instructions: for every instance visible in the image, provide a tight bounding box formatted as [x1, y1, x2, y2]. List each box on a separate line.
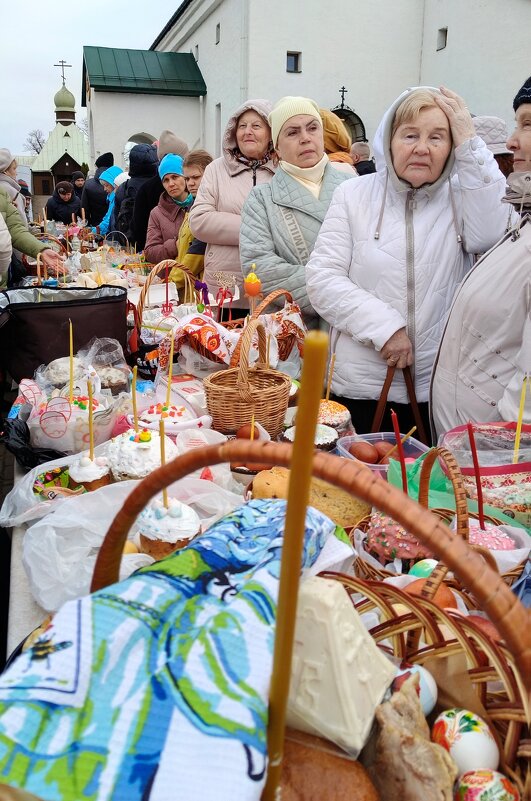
[0, 418, 67, 472]
[0, 442, 109, 528]
[23, 477, 245, 611]
[173, 429, 241, 492]
[22, 480, 150, 611]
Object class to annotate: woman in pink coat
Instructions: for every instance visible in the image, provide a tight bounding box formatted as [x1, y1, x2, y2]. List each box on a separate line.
[188, 99, 275, 308]
[144, 154, 192, 264]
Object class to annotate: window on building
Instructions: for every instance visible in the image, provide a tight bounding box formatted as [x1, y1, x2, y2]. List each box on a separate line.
[194, 44, 199, 61]
[436, 27, 448, 51]
[286, 51, 301, 73]
[215, 23, 220, 44]
[42, 179, 51, 195]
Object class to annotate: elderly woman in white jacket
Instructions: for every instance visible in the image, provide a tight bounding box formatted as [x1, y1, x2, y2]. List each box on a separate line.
[306, 86, 513, 438]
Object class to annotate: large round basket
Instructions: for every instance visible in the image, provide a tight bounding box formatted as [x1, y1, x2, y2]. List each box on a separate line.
[203, 318, 291, 437]
[88, 440, 530, 800]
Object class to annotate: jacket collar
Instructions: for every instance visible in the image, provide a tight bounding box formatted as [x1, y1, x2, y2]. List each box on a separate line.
[270, 163, 345, 220]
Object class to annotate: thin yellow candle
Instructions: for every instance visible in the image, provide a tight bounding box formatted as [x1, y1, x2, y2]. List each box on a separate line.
[68, 319, 74, 404]
[325, 352, 336, 401]
[262, 329, 328, 801]
[513, 373, 529, 464]
[87, 379, 95, 461]
[81, 207, 86, 222]
[131, 366, 139, 433]
[159, 418, 169, 508]
[165, 331, 175, 408]
[250, 411, 255, 441]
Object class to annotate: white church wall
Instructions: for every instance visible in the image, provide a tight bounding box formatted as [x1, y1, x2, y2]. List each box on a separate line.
[419, 0, 531, 131]
[156, 0, 243, 157]
[88, 92, 202, 170]
[246, 0, 424, 145]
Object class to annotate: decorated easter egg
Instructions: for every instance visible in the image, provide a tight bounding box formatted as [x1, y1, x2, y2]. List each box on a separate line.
[432, 709, 499, 774]
[392, 662, 438, 715]
[454, 769, 520, 800]
[409, 558, 438, 578]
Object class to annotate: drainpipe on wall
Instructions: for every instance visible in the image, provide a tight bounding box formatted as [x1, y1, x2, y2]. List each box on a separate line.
[199, 95, 205, 148]
[240, 0, 249, 102]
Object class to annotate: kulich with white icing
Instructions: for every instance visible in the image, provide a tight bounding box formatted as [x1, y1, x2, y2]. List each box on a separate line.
[69, 453, 110, 484]
[44, 356, 85, 386]
[106, 428, 178, 481]
[137, 497, 201, 544]
[282, 424, 338, 451]
[139, 403, 194, 425]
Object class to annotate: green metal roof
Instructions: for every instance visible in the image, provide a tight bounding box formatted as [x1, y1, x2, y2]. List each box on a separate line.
[82, 46, 206, 106]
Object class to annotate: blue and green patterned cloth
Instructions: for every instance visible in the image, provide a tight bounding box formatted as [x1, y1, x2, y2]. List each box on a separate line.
[0, 499, 352, 800]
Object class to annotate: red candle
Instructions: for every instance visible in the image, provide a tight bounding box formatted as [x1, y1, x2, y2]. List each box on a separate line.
[390, 408, 408, 494]
[467, 421, 486, 530]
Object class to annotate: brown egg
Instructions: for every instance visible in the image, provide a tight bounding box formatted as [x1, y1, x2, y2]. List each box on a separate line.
[404, 578, 458, 609]
[374, 440, 394, 458]
[236, 423, 260, 440]
[466, 614, 503, 643]
[349, 441, 379, 464]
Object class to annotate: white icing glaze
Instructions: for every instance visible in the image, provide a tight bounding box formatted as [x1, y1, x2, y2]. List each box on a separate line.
[69, 453, 110, 483]
[139, 404, 193, 424]
[44, 357, 85, 385]
[106, 429, 178, 480]
[283, 424, 338, 446]
[137, 497, 201, 543]
[95, 366, 128, 387]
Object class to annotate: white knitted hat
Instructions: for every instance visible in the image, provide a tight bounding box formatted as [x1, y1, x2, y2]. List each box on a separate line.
[268, 97, 321, 146]
[472, 116, 511, 155]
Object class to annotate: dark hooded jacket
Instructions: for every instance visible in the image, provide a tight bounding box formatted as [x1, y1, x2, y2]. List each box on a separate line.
[80, 166, 108, 226]
[45, 185, 81, 225]
[114, 144, 158, 239]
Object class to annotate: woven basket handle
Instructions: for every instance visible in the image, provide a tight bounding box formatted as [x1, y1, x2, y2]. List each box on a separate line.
[228, 289, 294, 369]
[371, 365, 428, 444]
[90, 440, 531, 686]
[135, 259, 178, 335]
[236, 318, 267, 400]
[253, 288, 294, 318]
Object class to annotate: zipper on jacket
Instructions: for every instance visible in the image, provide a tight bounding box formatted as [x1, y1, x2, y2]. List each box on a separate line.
[405, 190, 417, 368]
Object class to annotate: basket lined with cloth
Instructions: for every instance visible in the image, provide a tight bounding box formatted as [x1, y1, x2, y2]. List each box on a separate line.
[0, 441, 528, 800]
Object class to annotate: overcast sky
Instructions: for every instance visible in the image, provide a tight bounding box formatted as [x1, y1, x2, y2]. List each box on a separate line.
[0, 0, 178, 155]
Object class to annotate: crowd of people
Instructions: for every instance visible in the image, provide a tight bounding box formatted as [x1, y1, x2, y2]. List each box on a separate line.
[1, 76, 529, 442]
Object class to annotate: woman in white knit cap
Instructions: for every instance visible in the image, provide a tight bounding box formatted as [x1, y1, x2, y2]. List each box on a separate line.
[240, 96, 349, 327]
[0, 149, 27, 225]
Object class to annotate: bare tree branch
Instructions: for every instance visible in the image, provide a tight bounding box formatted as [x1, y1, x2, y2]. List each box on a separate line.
[23, 129, 46, 154]
[78, 117, 89, 140]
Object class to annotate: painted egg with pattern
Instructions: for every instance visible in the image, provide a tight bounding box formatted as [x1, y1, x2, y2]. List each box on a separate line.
[454, 769, 520, 800]
[432, 709, 499, 774]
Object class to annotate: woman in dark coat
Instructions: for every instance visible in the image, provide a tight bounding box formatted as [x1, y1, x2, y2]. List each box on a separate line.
[45, 181, 81, 224]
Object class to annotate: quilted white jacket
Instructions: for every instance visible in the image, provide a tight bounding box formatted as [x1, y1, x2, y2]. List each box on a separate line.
[306, 87, 513, 404]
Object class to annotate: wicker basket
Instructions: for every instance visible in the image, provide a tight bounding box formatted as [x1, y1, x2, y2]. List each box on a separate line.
[354, 446, 528, 592]
[89, 440, 530, 799]
[203, 318, 291, 437]
[229, 288, 301, 368]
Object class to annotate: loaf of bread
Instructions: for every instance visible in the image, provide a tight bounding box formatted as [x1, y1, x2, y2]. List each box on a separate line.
[251, 466, 370, 529]
[279, 728, 380, 801]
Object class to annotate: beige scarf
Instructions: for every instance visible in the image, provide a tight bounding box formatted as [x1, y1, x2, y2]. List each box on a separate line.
[279, 154, 328, 198]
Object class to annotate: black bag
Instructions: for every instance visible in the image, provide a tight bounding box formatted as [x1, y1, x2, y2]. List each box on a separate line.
[0, 285, 128, 383]
[115, 180, 137, 237]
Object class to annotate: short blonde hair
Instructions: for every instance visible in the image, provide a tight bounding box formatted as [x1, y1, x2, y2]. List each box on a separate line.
[391, 89, 443, 137]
